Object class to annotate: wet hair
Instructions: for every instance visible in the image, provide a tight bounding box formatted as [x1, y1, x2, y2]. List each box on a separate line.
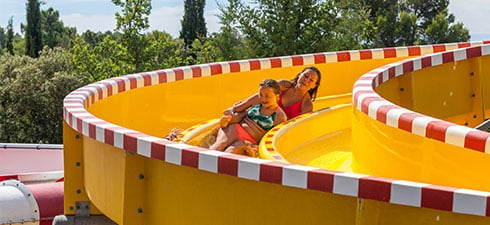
[260, 79, 281, 95]
[290, 66, 322, 101]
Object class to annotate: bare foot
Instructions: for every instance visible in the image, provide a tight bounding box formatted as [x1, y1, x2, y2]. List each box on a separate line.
[220, 115, 232, 128]
[165, 128, 182, 141]
[245, 144, 259, 158]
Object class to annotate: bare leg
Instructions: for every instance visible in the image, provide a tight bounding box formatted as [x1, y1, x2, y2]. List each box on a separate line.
[224, 140, 248, 155]
[220, 115, 232, 128]
[208, 124, 239, 151]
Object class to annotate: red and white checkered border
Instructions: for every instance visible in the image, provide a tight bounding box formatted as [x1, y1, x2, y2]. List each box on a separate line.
[63, 41, 490, 217]
[353, 44, 490, 154]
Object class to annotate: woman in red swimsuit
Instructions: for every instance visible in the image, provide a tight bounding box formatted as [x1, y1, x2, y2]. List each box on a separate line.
[224, 66, 321, 120]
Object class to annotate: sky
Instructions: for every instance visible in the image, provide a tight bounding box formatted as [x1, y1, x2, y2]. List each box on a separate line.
[0, 0, 489, 42]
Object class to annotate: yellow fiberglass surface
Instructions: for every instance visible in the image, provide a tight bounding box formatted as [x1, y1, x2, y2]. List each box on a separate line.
[62, 42, 490, 225]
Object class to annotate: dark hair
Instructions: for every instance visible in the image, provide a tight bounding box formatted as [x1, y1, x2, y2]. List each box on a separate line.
[290, 66, 321, 101]
[260, 79, 281, 95]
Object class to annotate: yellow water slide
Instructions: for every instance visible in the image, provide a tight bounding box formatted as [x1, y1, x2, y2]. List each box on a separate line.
[62, 41, 490, 225]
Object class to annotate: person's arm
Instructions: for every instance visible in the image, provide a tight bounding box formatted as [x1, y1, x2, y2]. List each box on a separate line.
[223, 94, 260, 115]
[278, 79, 292, 91]
[274, 109, 288, 126]
[228, 111, 247, 124]
[300, 97, 314, 115]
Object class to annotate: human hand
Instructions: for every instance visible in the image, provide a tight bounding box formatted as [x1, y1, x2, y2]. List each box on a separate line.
[223, 107, 234, 115]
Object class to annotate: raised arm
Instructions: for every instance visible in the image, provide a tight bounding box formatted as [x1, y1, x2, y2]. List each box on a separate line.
[223, 94, 260, 115]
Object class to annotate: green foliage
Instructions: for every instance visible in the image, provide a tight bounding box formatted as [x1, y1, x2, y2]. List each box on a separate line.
[25, 0, 43, 57]
[0, 27, 5, 53]
[72, 36, 133, 82]
[41, 7, 77, 49]
[221, 0, 371, 57]
[180, 0, 207, 46]
[189, 38, 222, 64]
[144, 30, 193, 69]
[328, 0, 373, 51]
[112, 0, 152, 72]
[404, 0, 449, 29]
[81, 30, 121, 47]
[6, 17, 14, 55]
[364, 0, 469, 47]
[0, 47, 87, 143]
[12, 34, 26, 56]
[212, 0, 250, 60]
[424, 10, 470, 44]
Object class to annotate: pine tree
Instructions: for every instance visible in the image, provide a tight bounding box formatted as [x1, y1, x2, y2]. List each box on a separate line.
[25, 0, 43, 57]
[41, 8, 62, 48]
[6, 17, 14, 55]
[0, 27, 5, 54]
[180, 0, 207, 46]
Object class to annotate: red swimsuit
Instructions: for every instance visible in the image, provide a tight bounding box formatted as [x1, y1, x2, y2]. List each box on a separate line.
[277, 87, 307, 119]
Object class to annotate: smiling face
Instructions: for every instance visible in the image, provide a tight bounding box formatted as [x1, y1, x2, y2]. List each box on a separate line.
[259, 86, 279, 109]
[297, 68, 319, 90]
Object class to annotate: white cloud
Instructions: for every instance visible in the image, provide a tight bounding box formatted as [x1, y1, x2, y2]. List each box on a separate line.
[58, 0, 110, 3]
[149, 6, 183, 36]
[58, 5, 221, 37]
[206, 8, 222, 34]
[61, 13, 116, 33]
[449, 0, 490, 35]
[149, 6, 221, 37]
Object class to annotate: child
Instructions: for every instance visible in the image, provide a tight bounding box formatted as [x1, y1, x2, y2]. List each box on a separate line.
[209, 79, 287, 156]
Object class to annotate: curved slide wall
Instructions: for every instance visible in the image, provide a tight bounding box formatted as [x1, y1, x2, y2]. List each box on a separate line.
[352, 45, 490, 191]
[63, 41, 490, 225]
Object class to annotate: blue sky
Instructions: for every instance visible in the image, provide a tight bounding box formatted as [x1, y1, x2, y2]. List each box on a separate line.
[1, 0, 489, 42]
[0, 0, 223, 37]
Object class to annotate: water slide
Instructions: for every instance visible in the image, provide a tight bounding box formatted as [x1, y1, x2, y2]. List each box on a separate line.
[59, 41, 490, 225]
[0, 144, 64, 225]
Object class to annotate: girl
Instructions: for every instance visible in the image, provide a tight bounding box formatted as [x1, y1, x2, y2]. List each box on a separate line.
[209, 79, 287, 156]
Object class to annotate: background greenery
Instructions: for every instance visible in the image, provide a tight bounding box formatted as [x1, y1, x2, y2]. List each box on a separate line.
[0, 0, 470, 144]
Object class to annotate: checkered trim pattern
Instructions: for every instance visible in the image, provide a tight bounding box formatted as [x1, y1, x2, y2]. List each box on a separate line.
[260, 111, 316, 162]
[63, 41, 490, 217]
[353, 43, 490, 154]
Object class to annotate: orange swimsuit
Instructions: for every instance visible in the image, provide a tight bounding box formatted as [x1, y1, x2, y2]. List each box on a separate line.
[234, 124, 258, 144]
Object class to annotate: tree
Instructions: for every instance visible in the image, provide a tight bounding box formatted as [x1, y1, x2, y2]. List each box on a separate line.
[221, 0, 370, 57]
[364, 0, 470, 47]
[41, 8, 62, 48]
[144, 30, 193, 70]
[12, 34, 26, 56]
[25, 0, 43, 57]
[424, 9, 470, 44]
[81, 30, 121, 47]
[211, 0, 249, 60]
[72, 36, 133, 82]
[0, 47, 86, 143]
[41, 7, 77, 49]
[0, 27, 5, 54]
[112, 0, 152, 72]
[180, 0, 207, 47]
[6, 17, 15, 55]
